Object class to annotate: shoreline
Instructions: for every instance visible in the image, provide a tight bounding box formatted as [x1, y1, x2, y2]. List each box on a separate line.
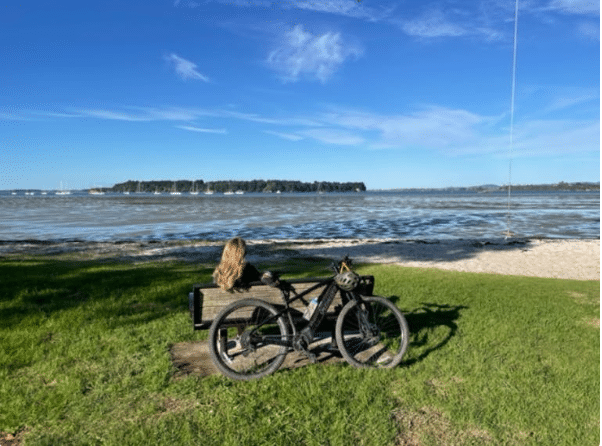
[0, 237, 599, 281]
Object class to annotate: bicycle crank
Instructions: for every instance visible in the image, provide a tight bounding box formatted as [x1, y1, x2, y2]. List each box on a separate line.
[293, 328, 317, 363]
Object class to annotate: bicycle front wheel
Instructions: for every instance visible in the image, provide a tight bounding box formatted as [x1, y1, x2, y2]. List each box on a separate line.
[335, 295, 409, 368]
[208, 298, 290, 380]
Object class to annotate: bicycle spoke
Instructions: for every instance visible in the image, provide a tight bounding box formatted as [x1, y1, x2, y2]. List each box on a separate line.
[209, 299, 289, 380]
[336, 296, 409, 368]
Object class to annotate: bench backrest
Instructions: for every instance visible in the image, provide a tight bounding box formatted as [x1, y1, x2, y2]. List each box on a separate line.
[189, 276, 374, 330]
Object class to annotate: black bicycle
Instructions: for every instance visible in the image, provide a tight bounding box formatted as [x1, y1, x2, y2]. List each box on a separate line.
[208, 257, 409, 380]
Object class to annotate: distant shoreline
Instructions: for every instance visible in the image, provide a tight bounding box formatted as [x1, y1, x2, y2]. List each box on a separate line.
[375, 181, 600, 193]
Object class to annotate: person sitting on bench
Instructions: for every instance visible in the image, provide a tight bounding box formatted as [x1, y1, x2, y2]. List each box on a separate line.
[213, 237, 276, 292]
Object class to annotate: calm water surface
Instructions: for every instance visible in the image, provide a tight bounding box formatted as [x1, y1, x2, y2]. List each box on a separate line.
[1, 190, 599, 241]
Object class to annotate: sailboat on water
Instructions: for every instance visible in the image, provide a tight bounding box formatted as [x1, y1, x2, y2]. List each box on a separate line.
[190, 181, 199, 195]
[56, 181, 71, 195]
[170, 182, 181, 195]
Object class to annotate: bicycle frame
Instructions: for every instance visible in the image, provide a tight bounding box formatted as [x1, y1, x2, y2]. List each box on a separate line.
[244, 261, 365, 355]
[239, 279, 333, 346]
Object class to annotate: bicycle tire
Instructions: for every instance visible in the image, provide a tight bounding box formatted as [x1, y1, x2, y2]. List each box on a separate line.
[335, 295, 409, 369]
[208, 298, 289, 380]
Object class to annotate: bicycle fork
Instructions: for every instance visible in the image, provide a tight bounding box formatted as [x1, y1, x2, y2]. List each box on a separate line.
[355, 301, 380, 343]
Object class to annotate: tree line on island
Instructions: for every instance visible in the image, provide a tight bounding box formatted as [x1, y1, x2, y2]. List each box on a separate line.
[108, 179, 367, 194]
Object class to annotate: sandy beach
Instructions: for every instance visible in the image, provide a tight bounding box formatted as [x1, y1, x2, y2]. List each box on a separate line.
[281, 238, 601, 281]
[1, 237, 599, 281]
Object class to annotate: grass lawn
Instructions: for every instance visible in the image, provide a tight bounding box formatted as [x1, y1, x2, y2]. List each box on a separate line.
[0, 255, 599, 445]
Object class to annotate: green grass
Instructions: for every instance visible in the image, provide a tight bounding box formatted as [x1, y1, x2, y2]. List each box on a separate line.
[0, 256, 598, 445]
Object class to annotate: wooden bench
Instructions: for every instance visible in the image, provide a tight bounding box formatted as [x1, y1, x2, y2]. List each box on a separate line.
[189, 276, 375, 330]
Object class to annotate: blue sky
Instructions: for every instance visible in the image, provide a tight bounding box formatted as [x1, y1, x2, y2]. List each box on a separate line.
[1, 0, 599, 190]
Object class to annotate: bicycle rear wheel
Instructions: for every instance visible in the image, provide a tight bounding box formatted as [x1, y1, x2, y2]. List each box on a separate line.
[335, 295, 409, 368]
[208, 298, 290, 380]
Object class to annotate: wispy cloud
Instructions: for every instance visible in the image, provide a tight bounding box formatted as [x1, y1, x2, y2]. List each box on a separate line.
[299, 128, 365, 145]
[13, 105, 319, 127]
[547, 0, 600, 15]
[291, 0, 388, 21]
[320, 106, 492, 149]
[510, 119, 600, 156]
[76, 109, 151, 121]
[313, 104, 598, 157]
[176, 125, 227, 134]
[267, 25, 363, 83]
[222, 109, 323, 127]
[473, 119, 601, 158]
[6, 101, 597, 160]
[394, 0, 597, 42]
[263, 130, 304, 141]
[195, 0, 388, 21]
[395, 6, 510, 41]
[65, 107, 210, 122]
[130, 106, 209, 121]
[399, 10, 467, 38]
[165, 53, 210, 82]
[576, 21, 600, 40]
[543, 90, 599, 114]
[0, 110, 31, 121]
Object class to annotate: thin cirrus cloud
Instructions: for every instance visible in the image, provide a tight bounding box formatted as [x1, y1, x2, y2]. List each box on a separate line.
[76, 108, 151, 121]
[320, 106, 600, 157]
[396, 9, 505, 41]
[188, 0, 386, 21]
[320, 106, 490, 149]
[176, 125, 227, 134]
[263, 130, 304, 141]
[576, 22, 600, 40]
[298, 128, 365, 145]
[547, 0, 600, 14]
[286, 0, 387, 21]
[165, 53, 210, 82]
[399, 10, 467, 38]
[266, 25, 363, 83]
[63, 106, 210, 122]
[6, 102, 597, 159]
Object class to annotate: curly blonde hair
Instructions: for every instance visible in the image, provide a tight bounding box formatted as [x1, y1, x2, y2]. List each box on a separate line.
[213, 237, 248, 292]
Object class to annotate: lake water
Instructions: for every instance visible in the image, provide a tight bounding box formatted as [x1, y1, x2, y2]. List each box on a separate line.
[1, 190, 599, 242]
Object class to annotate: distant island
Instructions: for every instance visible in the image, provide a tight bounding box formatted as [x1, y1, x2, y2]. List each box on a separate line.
[384, 181, 600, 193]
[105, 179, 367, 194]
[5, 180, 598, 194]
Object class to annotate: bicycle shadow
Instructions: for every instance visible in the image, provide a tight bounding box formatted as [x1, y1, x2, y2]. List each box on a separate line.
[288, 300, 469, 368]
[170, 302, 468, 378]
[170, 329, 347, 379]
[391, 299, 468, 366]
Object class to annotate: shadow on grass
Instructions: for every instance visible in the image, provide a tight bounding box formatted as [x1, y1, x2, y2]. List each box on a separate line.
[0, 259, 215, 327]
[389, 298, 468, 366]
[0, 254, 340, 331]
